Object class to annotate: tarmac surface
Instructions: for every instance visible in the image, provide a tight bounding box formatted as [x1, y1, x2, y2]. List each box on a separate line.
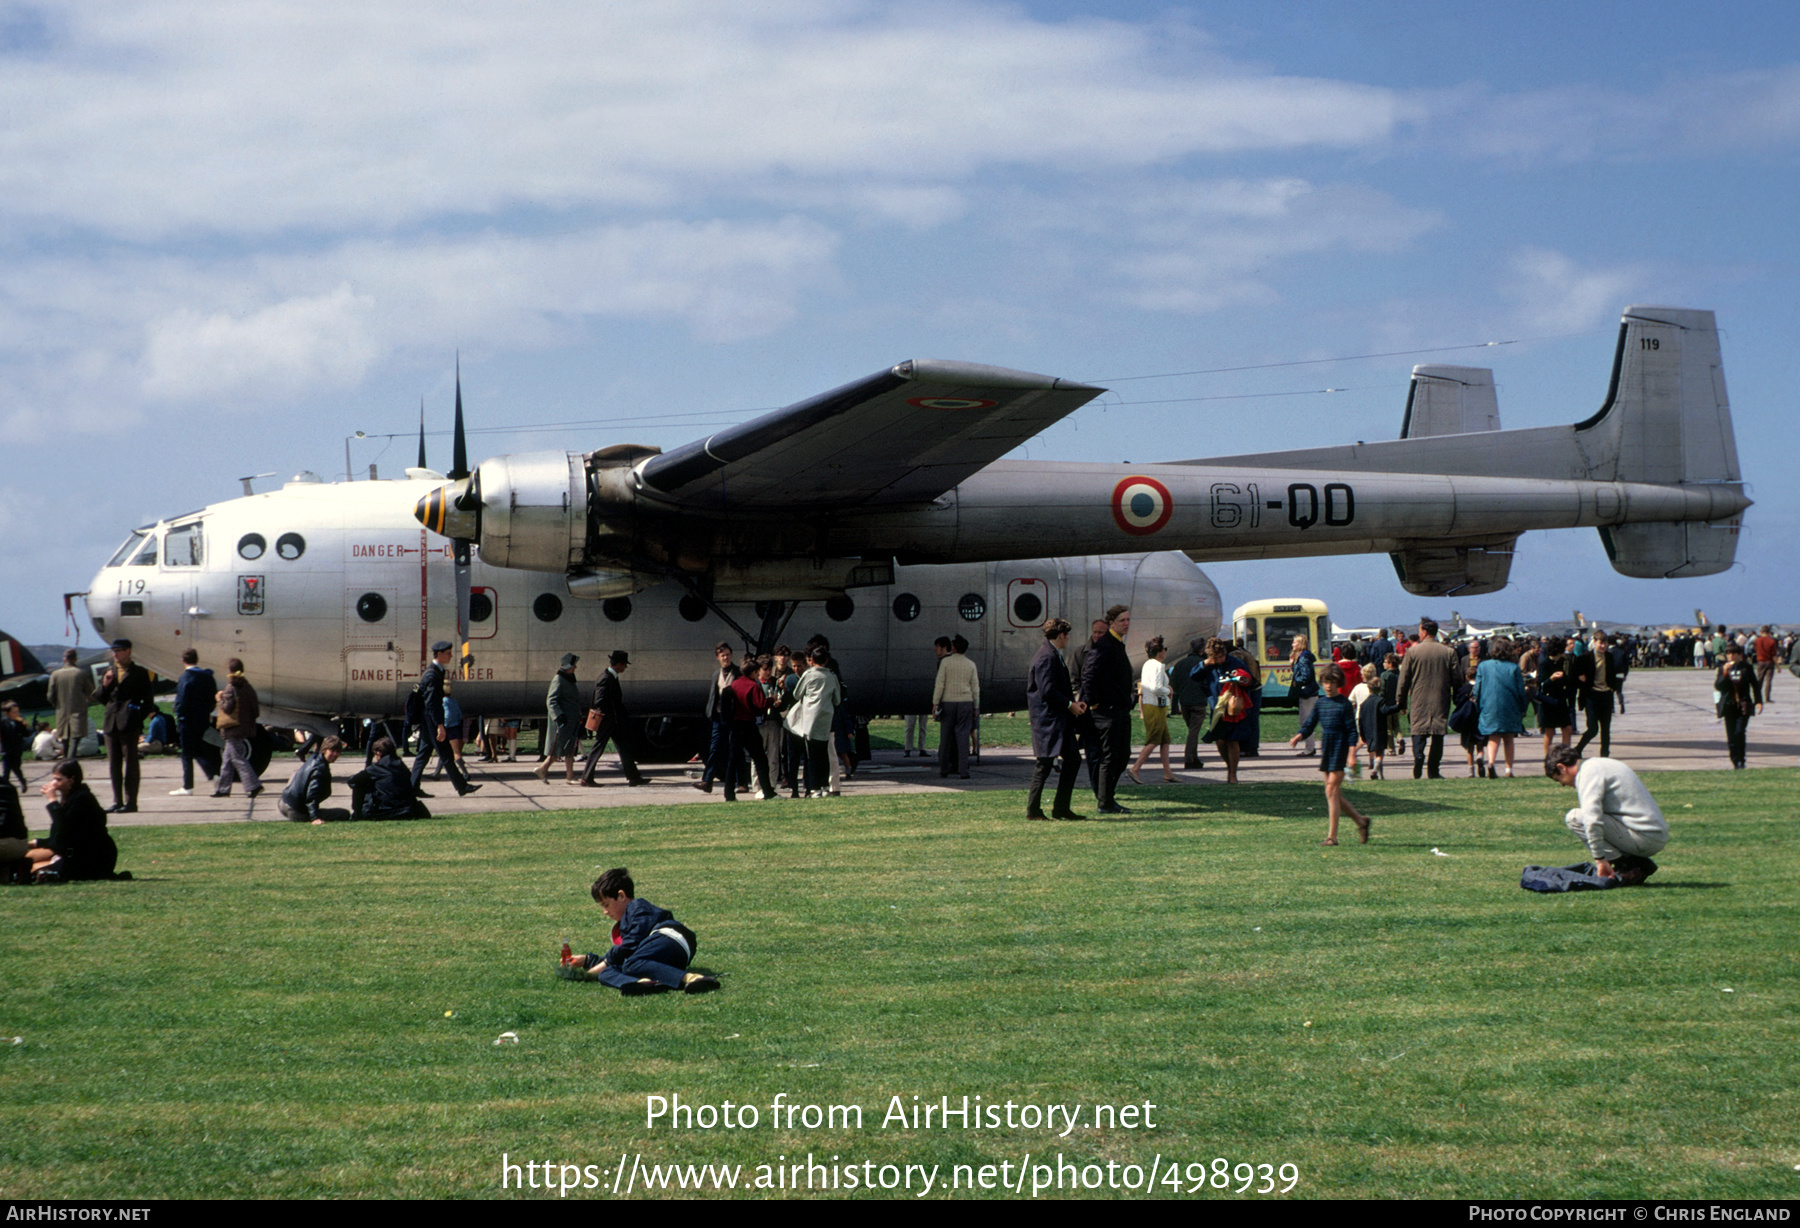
[20, 666, 1798, 828]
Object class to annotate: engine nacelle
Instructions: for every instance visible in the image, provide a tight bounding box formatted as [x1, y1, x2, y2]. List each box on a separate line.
[474, 451, 586, 573]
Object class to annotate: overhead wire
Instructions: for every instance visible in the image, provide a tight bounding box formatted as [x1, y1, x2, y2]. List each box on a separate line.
[389, 328, 1599, 440]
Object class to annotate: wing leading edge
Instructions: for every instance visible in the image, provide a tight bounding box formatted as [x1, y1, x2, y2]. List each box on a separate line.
[638, 360, 1104, 512]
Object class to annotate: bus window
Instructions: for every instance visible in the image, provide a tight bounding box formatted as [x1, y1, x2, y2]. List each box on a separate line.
[1265, 616, 1311, 661]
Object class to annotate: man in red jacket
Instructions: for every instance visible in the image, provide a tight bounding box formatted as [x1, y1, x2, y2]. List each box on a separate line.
[725, 652, 776, 801]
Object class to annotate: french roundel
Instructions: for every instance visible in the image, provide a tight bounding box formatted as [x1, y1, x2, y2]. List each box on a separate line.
[1112, 475, 1173, 536]
[906, 396, 998, 411]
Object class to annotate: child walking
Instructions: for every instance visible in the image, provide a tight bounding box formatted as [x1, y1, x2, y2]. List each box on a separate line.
[1289, 664, 1371, 845]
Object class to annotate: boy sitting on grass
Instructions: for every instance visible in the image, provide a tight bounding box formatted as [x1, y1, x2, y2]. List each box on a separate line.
[559, 866, 720, 996]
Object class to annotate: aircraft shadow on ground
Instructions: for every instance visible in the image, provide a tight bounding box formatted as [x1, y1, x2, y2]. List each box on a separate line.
[1093, 781, 1459, 823]
[1631, 737, 1800, 756]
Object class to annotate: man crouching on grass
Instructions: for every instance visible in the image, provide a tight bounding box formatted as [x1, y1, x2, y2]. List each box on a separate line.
[1546, 746, 1667, 885]
[560, 867, 720, 996]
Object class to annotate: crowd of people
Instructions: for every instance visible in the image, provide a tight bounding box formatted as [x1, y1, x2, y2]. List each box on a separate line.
[1, 610, 1782, 886]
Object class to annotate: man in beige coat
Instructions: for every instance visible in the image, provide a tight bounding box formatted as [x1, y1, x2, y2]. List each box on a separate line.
[1396, 619, 1456, 779]
[48, 649, 94, 759]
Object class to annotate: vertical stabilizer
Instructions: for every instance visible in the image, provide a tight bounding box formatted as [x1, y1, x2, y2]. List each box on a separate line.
[1578, 306, 1744, 577]
[1401, 365, 1500, 438]
[1391, 365, 1514, 595]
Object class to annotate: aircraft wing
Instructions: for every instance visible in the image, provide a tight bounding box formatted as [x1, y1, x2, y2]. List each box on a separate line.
[637, 360, 1104, 511]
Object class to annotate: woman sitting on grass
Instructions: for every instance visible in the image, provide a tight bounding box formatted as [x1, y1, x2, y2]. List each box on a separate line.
[1289, 664, 1371, 846]
[26, 760, 119, 881]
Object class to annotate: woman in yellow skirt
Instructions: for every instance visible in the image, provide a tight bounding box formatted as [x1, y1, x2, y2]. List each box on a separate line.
[1130, 636, 1177, 784]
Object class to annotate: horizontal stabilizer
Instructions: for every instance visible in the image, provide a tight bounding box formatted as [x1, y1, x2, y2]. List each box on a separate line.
[1402, 366, 1500, 438]
[1389, 539, 1516, 597]
[1599, 521, 1741, 579]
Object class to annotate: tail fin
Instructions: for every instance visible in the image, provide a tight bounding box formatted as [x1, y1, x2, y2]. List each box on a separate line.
[1391, 365, 1515, 596]
[1400, 365, 1500, 438]
[1580, 306, 1744, 577]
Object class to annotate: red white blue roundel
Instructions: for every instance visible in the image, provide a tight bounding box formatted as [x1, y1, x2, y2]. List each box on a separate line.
[1112, 475, 1173, 536]
[907, 396, 998, 411]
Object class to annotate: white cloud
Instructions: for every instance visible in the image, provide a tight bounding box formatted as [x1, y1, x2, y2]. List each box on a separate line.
[1503, 247, 1647, 335]
[0, 216, 841, 424]
[143, 285, 379, 401]
[1436, 64, 1800, 165]
[1010, 178, 1441, 314]
[0, 1, 1415, 239]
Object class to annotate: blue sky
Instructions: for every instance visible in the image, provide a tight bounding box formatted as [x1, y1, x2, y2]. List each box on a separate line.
[3, 0, 1795, 645]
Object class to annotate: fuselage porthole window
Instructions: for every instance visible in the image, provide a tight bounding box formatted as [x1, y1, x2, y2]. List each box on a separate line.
[356, 593, 388, 623]
[958, 592, 986, 622]
[825, 595, 855, 622]
[238, 533, 267, 560]
[891, 593, 921, 622]
[1011, 591, 1042, 623]
[677, 595, 707, 623]
[275, 532, 306, 561]
[467, 591, 494, 624]
[533, 593, 563, 623]
[603, 597, 632, 623]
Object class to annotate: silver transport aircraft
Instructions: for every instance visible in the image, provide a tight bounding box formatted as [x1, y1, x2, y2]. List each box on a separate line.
[81, 305, 1748, 741]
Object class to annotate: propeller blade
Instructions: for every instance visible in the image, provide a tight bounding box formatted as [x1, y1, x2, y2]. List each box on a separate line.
[449, 354, 469, 482]
[417, 398, 427, 470]
[453, 539, 472, 650]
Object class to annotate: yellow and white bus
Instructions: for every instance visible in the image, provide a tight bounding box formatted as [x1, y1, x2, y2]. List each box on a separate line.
[1231, 598, 1331, 707]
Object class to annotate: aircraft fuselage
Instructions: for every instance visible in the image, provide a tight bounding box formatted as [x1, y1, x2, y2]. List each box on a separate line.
[85, 475, 1221, 727]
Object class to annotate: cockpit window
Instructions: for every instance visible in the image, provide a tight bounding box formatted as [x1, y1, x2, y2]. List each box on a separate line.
[164, 522, 204, 568]
[106, 532, 148, 568]
[128, 535, 159, 567]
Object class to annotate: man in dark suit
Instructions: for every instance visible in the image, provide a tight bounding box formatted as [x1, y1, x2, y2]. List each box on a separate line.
[95, 638, 154, 812]
[1026, 619, 1086, 820]
[1573, 633, 1618, 759]
[170, 648, 220, 795]
[696, 642, 740, 793]
[1067, 619, 1109, 795]
[580, 650, 647, 787]
[410, 641, 479, 797]
[1081, 604, 1134, 815]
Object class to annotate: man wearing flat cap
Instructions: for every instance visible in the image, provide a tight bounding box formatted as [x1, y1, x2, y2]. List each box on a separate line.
[95, 638, 154, 812]
[410, 640, 479, 797]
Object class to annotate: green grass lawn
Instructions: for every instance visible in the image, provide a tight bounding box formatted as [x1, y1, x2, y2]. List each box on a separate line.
[2, 768, 1794, 1200]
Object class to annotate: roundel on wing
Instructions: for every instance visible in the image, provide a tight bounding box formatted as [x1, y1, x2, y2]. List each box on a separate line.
[906, 396, 998, 411]
[1111, 475, 1173, 536]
